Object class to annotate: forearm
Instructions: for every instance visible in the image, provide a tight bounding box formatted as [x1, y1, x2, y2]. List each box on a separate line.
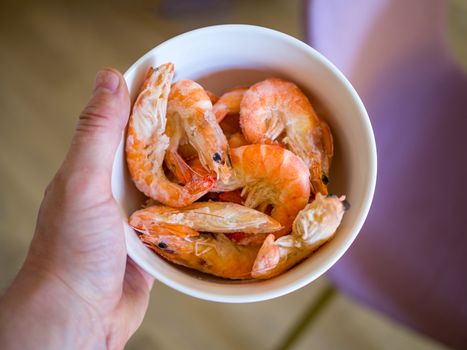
[0, 265, 105, 350]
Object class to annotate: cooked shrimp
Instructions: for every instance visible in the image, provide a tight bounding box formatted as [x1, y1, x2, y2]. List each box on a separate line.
[129, 201, 282, 234]
[139, 228, 259, 280]
[129, 208, 269, 280]
[252, 193, 348, 279]
[168, 80, 231, 182]
[240, 78, 333, 195]
[126, 63, 216, 207]
[212, 86, 248, 122]
[215, 144, 311, 238]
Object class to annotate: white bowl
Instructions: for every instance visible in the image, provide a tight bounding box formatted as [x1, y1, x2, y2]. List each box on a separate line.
[111, 24, 377, 303]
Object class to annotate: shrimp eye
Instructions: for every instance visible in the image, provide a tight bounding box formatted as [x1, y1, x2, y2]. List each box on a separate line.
[157, 242, 168, 249]
[213, 153, 222, 163]
[321, 174, 329, 185]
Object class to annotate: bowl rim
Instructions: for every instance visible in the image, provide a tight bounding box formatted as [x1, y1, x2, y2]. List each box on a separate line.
[120, 24, 377, 303]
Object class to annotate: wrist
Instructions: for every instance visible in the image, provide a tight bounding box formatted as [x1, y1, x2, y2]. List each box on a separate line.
[0, 263, 105, 349]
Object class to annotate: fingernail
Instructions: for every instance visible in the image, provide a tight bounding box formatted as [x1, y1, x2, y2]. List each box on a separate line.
[94, 69, 120, 94]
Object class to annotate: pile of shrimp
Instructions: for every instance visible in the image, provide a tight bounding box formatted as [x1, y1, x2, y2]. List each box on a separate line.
[126, 63, 349, 280]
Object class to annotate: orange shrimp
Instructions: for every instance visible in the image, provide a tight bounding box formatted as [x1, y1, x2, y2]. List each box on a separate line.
[216, 144, 311, 239]
[126, 63, 216, 207]
[168, 80, 231, 182]
[139, 227, 259, 280]
[240, 78, 333, 195]
[129, 202, 282, 235]
[129, 202, 283, 279]
[212, 86, 248, 122]
[252, 193, 348, 279]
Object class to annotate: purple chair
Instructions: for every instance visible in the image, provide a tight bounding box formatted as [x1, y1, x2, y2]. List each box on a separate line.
[306, 1, 467, 348]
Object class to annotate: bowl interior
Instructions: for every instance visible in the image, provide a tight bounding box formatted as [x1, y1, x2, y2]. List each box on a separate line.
[111, 25, 376, 302]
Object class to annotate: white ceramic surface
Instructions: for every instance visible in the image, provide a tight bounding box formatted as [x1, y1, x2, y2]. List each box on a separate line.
[111, 24, 377, 303]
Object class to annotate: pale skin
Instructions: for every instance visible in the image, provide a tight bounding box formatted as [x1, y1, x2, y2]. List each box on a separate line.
[0, 69, 153, 349]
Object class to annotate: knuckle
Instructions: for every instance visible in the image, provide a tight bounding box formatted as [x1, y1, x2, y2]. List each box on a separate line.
[78, 108, 113, 132]
[77, 94, 119, 132]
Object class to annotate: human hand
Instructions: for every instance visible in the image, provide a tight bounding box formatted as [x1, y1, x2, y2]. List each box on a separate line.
[0, 69, 153, 349]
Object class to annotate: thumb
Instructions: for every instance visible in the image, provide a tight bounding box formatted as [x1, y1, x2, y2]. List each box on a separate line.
[64, 68, 130, 176]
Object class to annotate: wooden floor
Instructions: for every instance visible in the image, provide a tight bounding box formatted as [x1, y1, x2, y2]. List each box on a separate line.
[1, 1, 463, 349]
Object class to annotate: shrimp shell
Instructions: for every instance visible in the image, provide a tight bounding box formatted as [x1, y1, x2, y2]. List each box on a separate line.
[131, 220, 260, 280]
[129, 201, 283, 234]
[125, 64, 216, 207]
[240, 78, 333, 195]
[215, 144, 311, 239]
[252, 193, 348, 279]
[212, 86, 248, 122]
[168, 80, 231, 182]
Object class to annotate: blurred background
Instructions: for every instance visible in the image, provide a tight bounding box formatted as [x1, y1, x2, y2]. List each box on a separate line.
[0, 0, 465, 349]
